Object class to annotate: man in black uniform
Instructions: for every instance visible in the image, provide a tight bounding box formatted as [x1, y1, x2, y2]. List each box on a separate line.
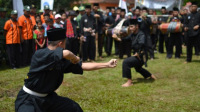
[80, 5, 96, 62]
[105, 8, 119, 56]
[139, 7, 154, 59]
[15, 28, 117, 112]
[64, 10, 79, 56]
[166, 7, 183, 59]
[112, 19, 156, 87]
[91, 3, 104, 60]
[114, 9, 131, 59]
[158, 7, 169, 53]
[184, 2, 200, 63]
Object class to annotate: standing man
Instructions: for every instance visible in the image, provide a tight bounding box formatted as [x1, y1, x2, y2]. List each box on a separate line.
[30, 4, 37, 26]
[64, 10, 79, 56]
[76, 6, 85, 27]
[184, 2, 200, 63]
[157, 7, 169, 53]
[4, 10, 21, 69]
[166, 7, 183, 59]
[80, 5, 96, 62]
[41, 5, 54, 24]
[18, 6, 34, 67]
[112, 19, 156, 87]
[91, 3, 104, 60]
[105, 8, 119, 56]
[0, 8, 9, 66]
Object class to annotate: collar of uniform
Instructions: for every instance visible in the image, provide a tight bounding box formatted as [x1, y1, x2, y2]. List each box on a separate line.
[24, 14, 30, 18]
[191, 11, 197, 14]
[133, 30, 140, 36]
[11, 18, 17, 22]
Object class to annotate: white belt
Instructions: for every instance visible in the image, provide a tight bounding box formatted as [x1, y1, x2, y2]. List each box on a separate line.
[23, 85, 48, 97]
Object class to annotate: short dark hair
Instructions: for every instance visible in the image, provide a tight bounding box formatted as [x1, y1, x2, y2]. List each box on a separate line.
[48, 39, 66, 46]
[48, 18, 53, 23]
[44, 13, 50, 17]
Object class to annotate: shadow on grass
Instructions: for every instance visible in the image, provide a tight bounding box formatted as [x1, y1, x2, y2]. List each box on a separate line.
[192, 60, 200, 63]
[132, 78, 155, 84]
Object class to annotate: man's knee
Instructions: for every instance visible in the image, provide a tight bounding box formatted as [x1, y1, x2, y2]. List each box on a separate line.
[17, 103, 35, 112]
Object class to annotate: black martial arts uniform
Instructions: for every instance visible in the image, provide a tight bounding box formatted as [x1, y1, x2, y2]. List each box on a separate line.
[80, 13, 96, 61]
[91, 11, 104, 57]
[115, 18, 131, 59]
[122, 30, 152, 79]
[105, 15, 119, 55]
[138, 17, 154, 59]
[158, 15, 169, 53]
[15, 47, 83, 112]
[167, 16, 183, 58]
[64, 19, 79, 56]
[184, 11, 200, 62]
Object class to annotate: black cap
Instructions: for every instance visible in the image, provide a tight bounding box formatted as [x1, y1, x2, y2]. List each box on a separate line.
[121, 9, 126, 12]
[93, 3, 99, 6]
[173, 7, 179, 11]
[68, 10, 77, 16]
[142, 7, 148, 11]
[106, 7, 111, 10]
[47, 28, 66, 41]
[117, 7, 121, 10]
[136, 6, 141, 10]
[191, 2, 198, 6]
[85, 5, 91, 9]
[161, 6, 166, 9]
[129, 19, 138, 25]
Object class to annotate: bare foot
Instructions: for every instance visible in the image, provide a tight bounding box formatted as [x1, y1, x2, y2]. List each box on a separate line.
[121, 82, 133, 87]
[184, 61, 188, 64]
[151, 58, 154, 60]
[99, 57, 104, 60]
[150, 75, 157, 80]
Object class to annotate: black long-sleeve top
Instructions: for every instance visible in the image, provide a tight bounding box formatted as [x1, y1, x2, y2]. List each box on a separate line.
[80, 13, 96, 37]
[184, 11, 200, 37]
[91, 11, 104, 34]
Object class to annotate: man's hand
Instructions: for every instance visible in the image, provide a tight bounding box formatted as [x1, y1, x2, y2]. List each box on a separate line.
[184, 27, 188, 31]
[71, 56, 80, 64]
[133, 53, 141, 60]
[193, 25, 199, 30]
[94, 14, 100, 18]
[112, 34, 118, 39]
[107, 59, 117, 68]
[80, 35, 85, 42]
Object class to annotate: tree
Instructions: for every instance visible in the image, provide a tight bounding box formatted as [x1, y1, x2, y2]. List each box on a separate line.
[183, 0, 200, 6]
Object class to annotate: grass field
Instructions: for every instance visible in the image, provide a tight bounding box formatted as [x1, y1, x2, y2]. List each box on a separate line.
[0, 47, 200, 112]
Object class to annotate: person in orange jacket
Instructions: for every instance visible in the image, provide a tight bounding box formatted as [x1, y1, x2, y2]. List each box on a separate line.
[3, 10, 21, 69]
[41, 5, 55, 24]
[18, 5, 34, 67]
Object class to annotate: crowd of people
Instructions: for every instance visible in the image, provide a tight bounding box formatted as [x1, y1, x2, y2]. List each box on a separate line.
[0, 2, 200, 70]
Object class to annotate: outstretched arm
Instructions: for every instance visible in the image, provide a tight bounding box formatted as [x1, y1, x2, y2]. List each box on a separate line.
[82, 59, 117, 71]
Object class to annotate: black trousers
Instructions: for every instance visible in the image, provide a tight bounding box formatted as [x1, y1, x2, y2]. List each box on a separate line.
[186, 36, 200, 62]
[15, 89, 83, 112]
[21, 39, 34, 66]
[82, 36, 95, 61]
[119, 41, 131, 59]
[107, 36, 119, 55]
[122, 56, 152, 79]
[66, 38, 79, 56]
[151, 34, 158, 50]
[98, 34, 104, 57]
[159, 34, 169, 53]
[167, 33, 182, 58]
[7, 44, 20, 68]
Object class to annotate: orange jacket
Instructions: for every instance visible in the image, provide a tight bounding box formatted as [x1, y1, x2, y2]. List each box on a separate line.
[4, 19, 20, 44]
[18, 15, 33, 40]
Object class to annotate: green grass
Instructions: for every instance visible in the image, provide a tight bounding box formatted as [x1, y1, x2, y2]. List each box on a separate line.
[1, 47, 200, 112]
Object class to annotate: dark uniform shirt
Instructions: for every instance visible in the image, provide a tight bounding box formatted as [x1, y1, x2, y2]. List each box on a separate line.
[91, 11, 104, 34]
[105, 15, 116, 28]
[24, 47, 83, 93]
[184, 11, 200, 37]
[80, 13, 96, 37]
[121, 30, 145, 52]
